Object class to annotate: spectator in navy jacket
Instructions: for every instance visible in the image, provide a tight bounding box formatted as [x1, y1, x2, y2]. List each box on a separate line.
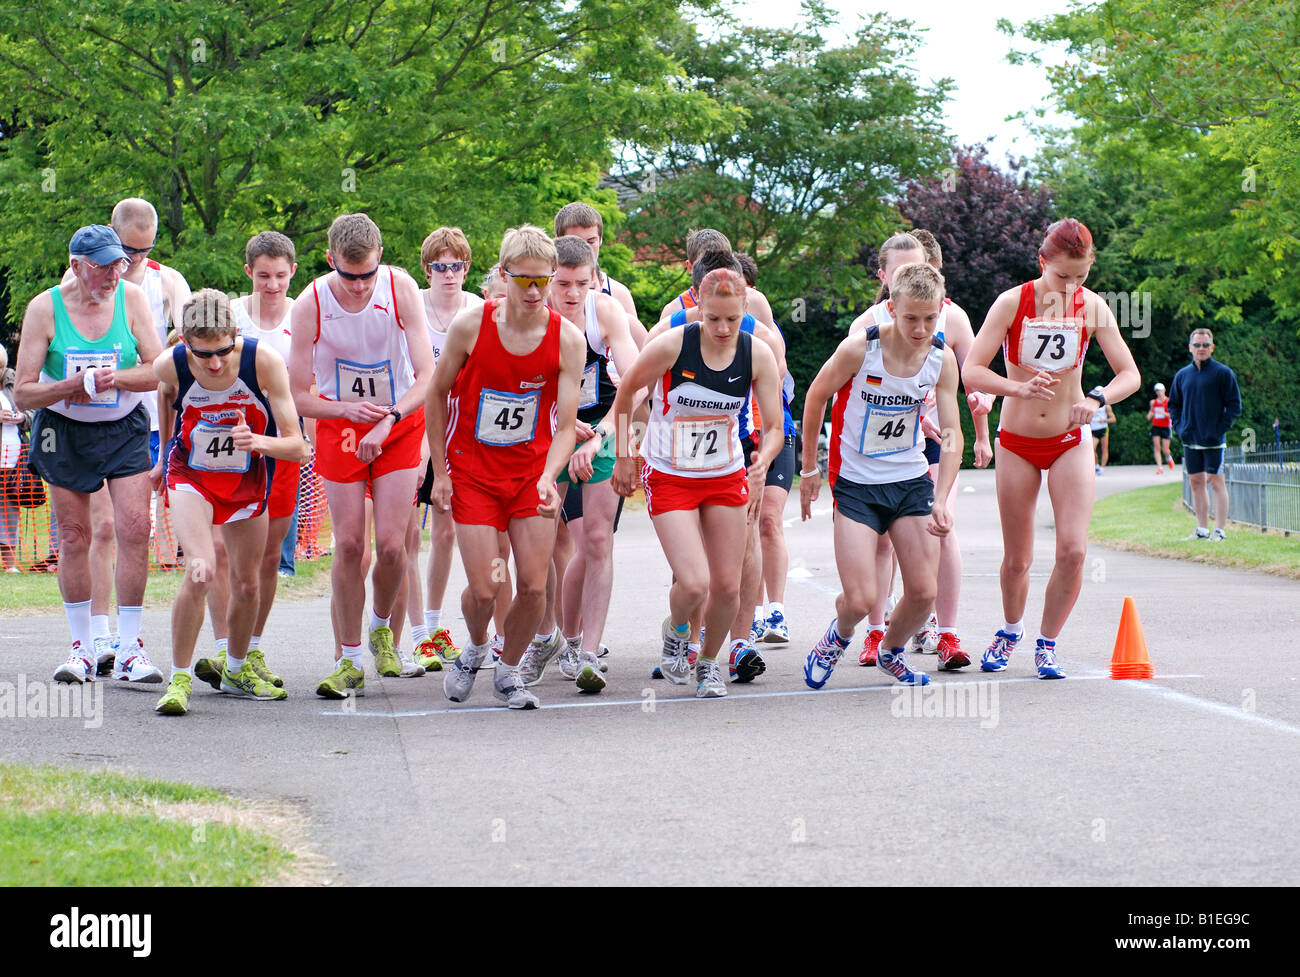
[1168, 328, 1242, 541]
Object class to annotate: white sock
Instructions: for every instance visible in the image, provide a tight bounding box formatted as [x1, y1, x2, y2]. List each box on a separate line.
[754, 604, 765, 621]
[216, 638, 229, 654]
[1004, 620, 1023, 638]
[173, 665, 194, 678]
[340, 642, 362, 663]
[564, 633, 581, 647]
[1196, 526, 1209, 535]
[769, 602, 784, 617]
[425, 609, 442, 631]
[65, 600, 92, 657]
[411, 624, 430, 645]
[868, 619, 885, 631]
[535, 630, 555, 644]
[369, 610, 390, 633]
[227, 652, 246, 672]
[249, 634, 261, 650]
[90, 614, 110, 640]
[938, 626, 956, 635]
[118, 605, 143, 646]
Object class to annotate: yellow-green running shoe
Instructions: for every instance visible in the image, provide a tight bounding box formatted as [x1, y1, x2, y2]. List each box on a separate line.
[412, 638, 444, 672]
[316, 657, 365, 699]
[429, 627, 461, 663]
[248, 648, 283, 687]
[221, 660, 288, 700]
[155, 674, 193, 716]
[195, 653, 226, 691]
[369, 626, 401, 677]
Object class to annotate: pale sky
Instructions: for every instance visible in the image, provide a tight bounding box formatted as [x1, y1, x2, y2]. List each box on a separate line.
[736, 0, 1077, 156]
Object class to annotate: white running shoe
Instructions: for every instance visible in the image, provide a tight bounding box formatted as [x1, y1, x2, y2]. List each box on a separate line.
[660, 618, 691, 685]
[93, 634, 118, 676]
[695, 657, 727, 698]
[54, 643, 95, 684]
[558, 637, 581, 681]
[520, 631, 564, 686]
[444, 641, 489, 702]
[492, 662, 540, 709]
[111, 639, 163, 683]
[396, 645, 426, 678]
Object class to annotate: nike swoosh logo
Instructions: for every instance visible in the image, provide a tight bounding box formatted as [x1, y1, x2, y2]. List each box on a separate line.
[728, 376, 742, 383]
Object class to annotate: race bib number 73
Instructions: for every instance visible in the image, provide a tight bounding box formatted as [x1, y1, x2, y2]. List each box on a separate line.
[1019, 319, 1083, 374]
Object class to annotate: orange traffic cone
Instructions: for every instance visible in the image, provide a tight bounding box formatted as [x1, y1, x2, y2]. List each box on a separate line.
[1110, 596, 1154, 679]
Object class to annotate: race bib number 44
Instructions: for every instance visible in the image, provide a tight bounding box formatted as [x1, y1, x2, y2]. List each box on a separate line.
[859, 404, 920, 457]
[1019, 319, 1083, 374]
[64, 349, 119, 407]
[672, 415, 736, 472]
[336, 359, 394, 404]
[189, 421, 250, 473]
[475, 389, 540, 446]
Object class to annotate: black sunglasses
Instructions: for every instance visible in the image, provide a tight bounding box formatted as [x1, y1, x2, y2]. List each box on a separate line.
[190, 343, 236, 359]
[1191, 342, 1212, 349]
[121, 242, 155, 256]
[336, 265, 380, 281]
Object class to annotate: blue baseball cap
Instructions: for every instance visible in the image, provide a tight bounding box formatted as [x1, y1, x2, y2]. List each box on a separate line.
[69, 225, 128, 265]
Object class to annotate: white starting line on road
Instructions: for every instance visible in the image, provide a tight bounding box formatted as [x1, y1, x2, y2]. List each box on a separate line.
[322, 671, 1208, 719]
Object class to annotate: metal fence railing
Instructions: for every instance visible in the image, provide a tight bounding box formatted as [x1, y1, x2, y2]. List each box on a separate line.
[1181, 441, 1300, 533]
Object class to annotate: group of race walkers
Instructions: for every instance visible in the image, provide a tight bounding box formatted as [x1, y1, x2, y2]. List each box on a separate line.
[10, 197, 1141, 715]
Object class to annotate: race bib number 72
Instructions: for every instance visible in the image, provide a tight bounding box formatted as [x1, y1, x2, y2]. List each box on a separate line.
[672, 415, 736, 472]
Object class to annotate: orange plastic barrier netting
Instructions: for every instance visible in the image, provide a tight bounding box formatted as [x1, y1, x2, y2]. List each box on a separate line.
[0, 453, 333, 574]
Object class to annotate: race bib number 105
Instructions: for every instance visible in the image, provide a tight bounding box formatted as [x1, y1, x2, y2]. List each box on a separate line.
[475, 389, 540, 446]
[64, 349, 120, 407]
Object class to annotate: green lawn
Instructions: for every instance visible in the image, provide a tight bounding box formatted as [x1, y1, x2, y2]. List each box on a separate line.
[1090, 483, 1300, 578]
[0, 764, 300, 886]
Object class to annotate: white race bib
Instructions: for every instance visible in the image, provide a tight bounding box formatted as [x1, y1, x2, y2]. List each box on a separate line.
[1019, 319, 1082, 374]
[336, 359, 394, 404]
[859, 404, 920, 457]
[475, 389, 540, 446]
[64, 349, 120, 407]
[671, 415, 736, 472]
[579, 361, 600, 410]
[188, 421, 250, 473]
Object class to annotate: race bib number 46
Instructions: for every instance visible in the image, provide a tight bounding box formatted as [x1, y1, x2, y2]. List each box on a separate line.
[475, 389, 540, 446]
[189, 421, 250, 473]
[336, 359, 394, 404]
[1019, 319, 1082, 374]
[859, 404, 920, 457]
[672, 415, 736, 472]
[64, 349, 119, 407]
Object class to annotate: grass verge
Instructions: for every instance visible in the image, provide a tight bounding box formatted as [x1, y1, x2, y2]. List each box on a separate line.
[0, 763, 327, 885]
[1089, 484, 1300, 579]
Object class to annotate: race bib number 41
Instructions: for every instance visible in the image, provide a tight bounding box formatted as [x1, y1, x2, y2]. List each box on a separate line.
[64, 349, 119, 407]
[859, 404, 920, 457]
[475, 389, 540, 446]
[1019, 319, 1083, 374]
[336, 359, 394, 404]
[189, 421, 250, 473]
[672, 415, 736, 472]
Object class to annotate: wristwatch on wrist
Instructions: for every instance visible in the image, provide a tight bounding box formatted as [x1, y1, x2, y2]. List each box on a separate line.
[1086, 386, 1106, 406]
[593, 423, 608, 441]
[388, 406, 402, 423]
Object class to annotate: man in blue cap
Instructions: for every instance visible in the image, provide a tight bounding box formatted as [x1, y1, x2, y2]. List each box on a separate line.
[12, 225, 165, 684]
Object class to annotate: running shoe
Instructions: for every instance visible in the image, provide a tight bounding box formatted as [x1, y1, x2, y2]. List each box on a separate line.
[858, 628, 884, 667]
[155, 674, 193, 716]
[316, 657, 365, 699]
[762, 609, 789, 644]
[804, 620, 849, 690]
[1095, 465, 1103, 475]
[53, 644, 95, 684]
[429, 627, 461, 663]
[727, 639, 766, 683]
[748, 616, 765, 645]
[195, 653, 226, 691]
[221, 660, 288, 700]
[695, 657, 726, 698]
[1210, 528, 1227, 542]
[248, 648, 284, 687]
[597, 643, 610, 673]
[558, 636, 582, 681]
[575, 652, 606, 694]
[660, 618, 692, 685]
[877, 645, 930, 686]
[520, 630, 564, 686]
[1184, 529, 1210, 541]
[444, 642, 489, 703]
[1035, 639, 1066, 680]
[1155, 467, 1165, 475]
[93, 634, 118, 676]
[1167, 457, 1175, 469]
[907, 613, 939, 655]
[936, 632, 970, 670]
[492, 662, 540, 709]
[396, 645, 426, 678]
[111, 639, 163, 683]
[369, 626, 401, 677]
[412, 638, 444, 672]
[980, 630, 1021, 672]
[651, 646, 696, 680]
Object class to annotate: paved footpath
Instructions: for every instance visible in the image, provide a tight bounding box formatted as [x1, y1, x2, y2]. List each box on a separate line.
[2, 465, 1297, 885]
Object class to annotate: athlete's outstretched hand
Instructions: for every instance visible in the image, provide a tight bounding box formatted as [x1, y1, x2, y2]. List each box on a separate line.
[800, 468, 821, 521]
[341, 400, 391, 425]
[1017, 371, 1058, 401]
[536, 478, 560, 518]
[430, 471, 452, 512]
[927, 501, 953, 537]
[611, 455, 639, 497]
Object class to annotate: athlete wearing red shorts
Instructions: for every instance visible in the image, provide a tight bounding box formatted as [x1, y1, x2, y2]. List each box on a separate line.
[288, 213, 434, 697]
[425, 224, 585, 710]
[963, 219, 1140, 679]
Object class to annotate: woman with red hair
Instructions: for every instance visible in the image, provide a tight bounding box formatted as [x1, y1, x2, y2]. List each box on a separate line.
[962, 219, 1140, 679]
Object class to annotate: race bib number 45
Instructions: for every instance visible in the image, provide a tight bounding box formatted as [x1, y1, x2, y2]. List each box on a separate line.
[475, 389, 540, 446]
[859, 404, 920, 457]
[336, 359, 394, 404]
[189, 421, 250, 473]
[1019, 319, 1083, 374]
[64, 349, 119, 407]
[672, 415, 736, 472]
